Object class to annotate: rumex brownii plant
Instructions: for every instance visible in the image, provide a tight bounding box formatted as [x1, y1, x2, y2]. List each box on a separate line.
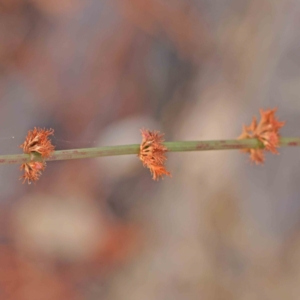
[0, 108, 298, 184]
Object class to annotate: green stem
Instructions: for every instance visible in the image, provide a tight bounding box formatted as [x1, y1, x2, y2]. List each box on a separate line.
[0, 137, 299, 165]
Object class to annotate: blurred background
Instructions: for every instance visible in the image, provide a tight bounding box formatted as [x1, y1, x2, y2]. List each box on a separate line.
[0, 0, 299, 299]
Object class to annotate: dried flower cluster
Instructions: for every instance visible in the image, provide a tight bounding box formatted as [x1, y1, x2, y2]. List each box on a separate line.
[138, 129, 171, 180]
[20, 127, 55, 158]
[20, 128, 55, 184]
[15, 109, 289, 184]
[20, 161, 46, 184]
[238, 108, 285, 164]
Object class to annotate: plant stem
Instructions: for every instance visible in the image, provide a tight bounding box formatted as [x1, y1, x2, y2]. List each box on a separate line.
[0, 137, 299, 165]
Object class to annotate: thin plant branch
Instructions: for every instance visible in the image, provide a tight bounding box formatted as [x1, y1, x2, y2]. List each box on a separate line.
[0, 137, 299, 165]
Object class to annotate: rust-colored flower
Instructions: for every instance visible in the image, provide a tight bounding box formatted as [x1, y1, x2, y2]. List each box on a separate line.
[20, 161, 46, 184]
[238, 108, 285, 164]
[138, 129, 171, 180]
[20, 128, 54, 184]
[20, 127, 55, 158]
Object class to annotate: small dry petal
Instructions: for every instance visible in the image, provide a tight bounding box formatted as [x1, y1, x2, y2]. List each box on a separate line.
[138, 129, 171, 180]
[147, 164, 171, 181]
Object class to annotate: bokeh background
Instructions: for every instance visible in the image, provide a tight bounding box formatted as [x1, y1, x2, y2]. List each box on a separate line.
[0, 0, 299, 299]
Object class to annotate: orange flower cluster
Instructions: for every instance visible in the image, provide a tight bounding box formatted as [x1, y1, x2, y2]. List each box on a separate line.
[20, 161, 46, 184]
[138, 129, 171, 180]
[16, 111, 288, 184]
[20, 128, 55, 184]
[238, 108, 285, 164]
[20, 127, 54, 158]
